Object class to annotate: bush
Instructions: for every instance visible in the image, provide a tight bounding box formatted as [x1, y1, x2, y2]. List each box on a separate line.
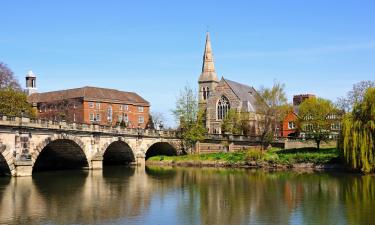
[245, 148, 265, 161]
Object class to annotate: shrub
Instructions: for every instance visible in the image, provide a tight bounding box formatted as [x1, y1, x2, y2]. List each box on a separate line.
[245, 148, 265, 161]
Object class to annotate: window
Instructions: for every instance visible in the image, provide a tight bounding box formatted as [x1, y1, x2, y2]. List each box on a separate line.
[90, 113, 94, 122]
[217, 96, 230, 120]
[305, 115, 313, 120]
[107, 106, 112, 122]
[124, 114, 128, 122]
[96, 102, 100, 109]
[288, 121, 296, 129]
[202, 87, 210, 100]
[305, 124, 313, 131]
[331, 122, 341, 131]
[118, 114, 122, 122]
[138, 106, 144, 112]
[89, 102, 94, 108]
[119, 105, 123, 111]
[96, 113, 101, 121]
[138, 115, 144, 124]
[124, 105, 128, 111]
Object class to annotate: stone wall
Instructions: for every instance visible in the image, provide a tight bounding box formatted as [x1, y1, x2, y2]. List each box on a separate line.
[284, 139, 337, 149]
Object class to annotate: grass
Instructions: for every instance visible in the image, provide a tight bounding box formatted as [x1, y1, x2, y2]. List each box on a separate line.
[148, 147, 341, 165]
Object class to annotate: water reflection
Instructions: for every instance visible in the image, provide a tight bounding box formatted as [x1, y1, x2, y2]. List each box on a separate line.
[0, 167, 374, 225]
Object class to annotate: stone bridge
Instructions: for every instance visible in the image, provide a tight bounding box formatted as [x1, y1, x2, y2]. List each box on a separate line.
[0, 116, 182, 176]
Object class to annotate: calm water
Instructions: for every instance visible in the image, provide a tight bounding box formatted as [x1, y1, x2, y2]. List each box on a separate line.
[0, 166, 374, 225]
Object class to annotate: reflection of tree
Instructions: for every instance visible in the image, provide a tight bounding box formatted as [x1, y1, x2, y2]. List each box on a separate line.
[1, 168, 375, 224]
[343, 175, 375, 225]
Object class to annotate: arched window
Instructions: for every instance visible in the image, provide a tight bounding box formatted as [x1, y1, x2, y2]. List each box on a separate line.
[206, 87, 210, 99]
[217, 96, 230, 120]
[203, 87, 207, 100]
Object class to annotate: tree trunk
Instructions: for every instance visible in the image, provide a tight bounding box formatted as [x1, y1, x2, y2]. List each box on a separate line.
[316, 139, 320, 150]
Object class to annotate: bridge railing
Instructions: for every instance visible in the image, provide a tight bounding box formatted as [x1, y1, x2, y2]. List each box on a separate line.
[0, 115, 179, 138]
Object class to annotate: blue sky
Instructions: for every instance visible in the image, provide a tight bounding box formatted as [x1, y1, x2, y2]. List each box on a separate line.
[1, 1, 374, 126]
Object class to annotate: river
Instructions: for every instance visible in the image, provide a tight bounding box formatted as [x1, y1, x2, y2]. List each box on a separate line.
[0, 166, 374, 225]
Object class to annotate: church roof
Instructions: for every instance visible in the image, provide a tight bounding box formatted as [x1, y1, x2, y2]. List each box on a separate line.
[28, 86, 149, 106]
[223, 78, 259, 112]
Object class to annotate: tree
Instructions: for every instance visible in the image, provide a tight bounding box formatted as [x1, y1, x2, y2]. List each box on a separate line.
[0, 88, 35, 117]
[220, 109, 255, 135]
[221, 109, 241, 135]
[0, 62, 21, 90]
[341, 88, 375, 173]
[255, 81, 288, 148]
[150, 111, 166, 130]
[298, 97, 340, 149]
[172, 84, 207, 152]
[336, 80, 375, 112]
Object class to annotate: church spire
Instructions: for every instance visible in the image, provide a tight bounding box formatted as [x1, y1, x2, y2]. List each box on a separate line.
[199, 32, 219, 83]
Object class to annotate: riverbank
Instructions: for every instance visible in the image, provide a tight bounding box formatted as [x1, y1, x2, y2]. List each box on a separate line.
[147, 147, 346, 171]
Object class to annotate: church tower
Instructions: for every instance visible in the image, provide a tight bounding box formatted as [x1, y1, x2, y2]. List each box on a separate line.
[198, 32, 219, 109]
[25, 70, 37, 95]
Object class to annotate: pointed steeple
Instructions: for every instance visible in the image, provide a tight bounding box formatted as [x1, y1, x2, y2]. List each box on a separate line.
[199, 32, 219, 83]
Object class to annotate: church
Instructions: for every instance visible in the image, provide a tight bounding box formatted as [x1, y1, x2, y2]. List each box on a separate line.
[198, 33, 261, 135]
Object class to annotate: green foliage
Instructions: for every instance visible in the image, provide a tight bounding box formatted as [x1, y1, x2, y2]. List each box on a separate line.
[273, 147, 340, 164]
[0, 88, 35, 117]
[221, 109, 257, 136]
[172, 84, 207, 152]
[245, 148, 265, 161]
[298, 97, 340, 149]
[148, 147, 340, 165]
[341, 88, 375, 173]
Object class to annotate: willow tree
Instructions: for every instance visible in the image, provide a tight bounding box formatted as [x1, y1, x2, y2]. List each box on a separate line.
[341, 88, 375, 173]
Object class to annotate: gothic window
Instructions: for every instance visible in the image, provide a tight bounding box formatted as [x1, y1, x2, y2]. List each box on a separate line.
[206, 87, 210, 99]
[203, 87, 207, 100]
[217, 96, 230, 120]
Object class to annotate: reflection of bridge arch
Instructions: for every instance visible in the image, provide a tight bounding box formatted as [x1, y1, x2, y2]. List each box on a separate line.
[32, 135, 89, 173]
[102, 141, 135, 166]
[0, 144, 12, 176]
[145, 142, 177, 160]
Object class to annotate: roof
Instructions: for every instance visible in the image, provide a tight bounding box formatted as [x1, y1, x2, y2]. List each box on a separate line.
[223, 78, 258, 112]
[28, 86, 150, 106]
[26, 70, 36, 78]
[199, 32, 219, 83]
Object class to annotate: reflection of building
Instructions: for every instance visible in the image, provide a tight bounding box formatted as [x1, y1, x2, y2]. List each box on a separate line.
[198, 33, 260, 134]
[26, 73, 150, 128]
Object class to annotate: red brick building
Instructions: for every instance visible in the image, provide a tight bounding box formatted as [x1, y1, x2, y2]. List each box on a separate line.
[281, 94, 315, 137]
[27, 86, 150, 128]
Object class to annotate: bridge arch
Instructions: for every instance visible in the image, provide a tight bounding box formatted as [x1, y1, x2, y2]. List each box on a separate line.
[101, 140, 135, 166]
[32, 134, 89, 172]
[0, 144, 12, 176]
[145, 141, 177, 160]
